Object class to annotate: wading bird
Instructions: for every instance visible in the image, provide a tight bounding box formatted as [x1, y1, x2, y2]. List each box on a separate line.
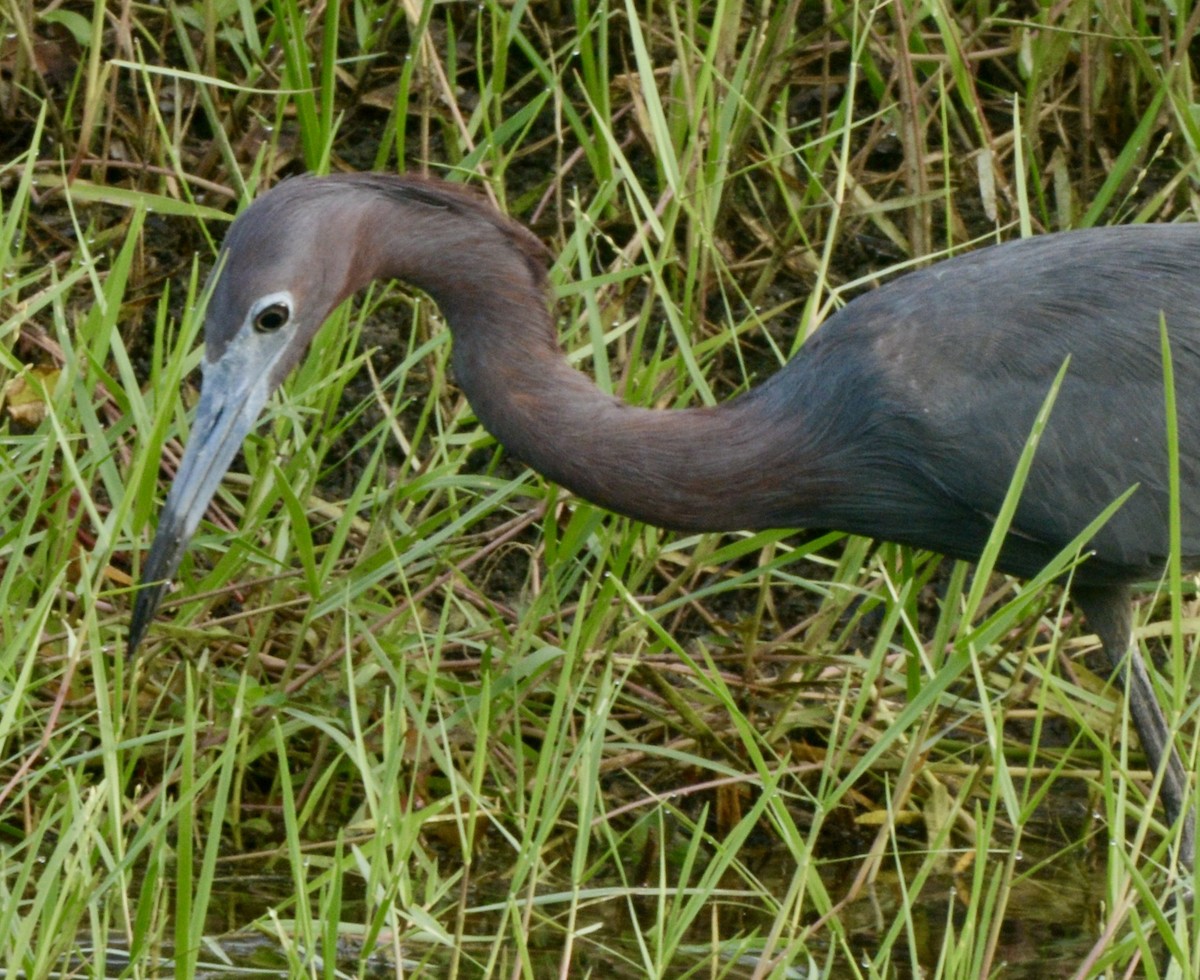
[130, 173, 1200, 866]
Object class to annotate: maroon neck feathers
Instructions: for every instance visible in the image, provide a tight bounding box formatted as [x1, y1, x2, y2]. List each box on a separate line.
[347, 176, 816, 532]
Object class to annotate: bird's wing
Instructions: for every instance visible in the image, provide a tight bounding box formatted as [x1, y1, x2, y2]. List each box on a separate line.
[824, 226, 1200, 582]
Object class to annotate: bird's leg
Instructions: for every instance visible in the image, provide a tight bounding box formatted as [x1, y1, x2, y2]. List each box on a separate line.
[1074, 585, 1195, 869]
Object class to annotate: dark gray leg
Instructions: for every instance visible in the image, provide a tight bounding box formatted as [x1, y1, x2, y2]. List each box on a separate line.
[1074, 584, 1194, 869]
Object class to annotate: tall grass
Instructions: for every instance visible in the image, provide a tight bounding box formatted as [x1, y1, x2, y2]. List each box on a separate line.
[2, 1, 1199, 975]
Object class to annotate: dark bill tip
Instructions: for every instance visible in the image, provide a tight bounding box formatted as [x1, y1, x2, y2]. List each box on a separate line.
[128, 580, 170, 658]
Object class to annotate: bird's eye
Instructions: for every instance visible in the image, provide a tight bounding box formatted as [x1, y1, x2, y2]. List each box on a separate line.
[253, 302, 291, 333]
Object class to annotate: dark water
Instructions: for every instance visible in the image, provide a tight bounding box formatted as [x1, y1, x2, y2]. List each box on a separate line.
[72, 828, 1124, 978]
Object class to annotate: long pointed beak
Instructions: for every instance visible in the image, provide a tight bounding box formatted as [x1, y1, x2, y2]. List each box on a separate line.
[129, 353, 277, 656]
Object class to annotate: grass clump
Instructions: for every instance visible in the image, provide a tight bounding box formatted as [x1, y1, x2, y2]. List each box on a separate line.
[2, 1, 1199, 976]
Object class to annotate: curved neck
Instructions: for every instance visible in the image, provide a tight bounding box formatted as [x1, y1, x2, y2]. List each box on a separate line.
[419, 271, 826, 532]
[356, 185, 842, 533]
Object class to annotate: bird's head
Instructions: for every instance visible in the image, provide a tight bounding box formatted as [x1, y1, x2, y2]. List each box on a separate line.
[128, 174, 549, 654]
[128, 176, 373, 654]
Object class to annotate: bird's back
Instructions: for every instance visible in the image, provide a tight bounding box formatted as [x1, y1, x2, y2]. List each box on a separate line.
[772, 224, 1200, 583]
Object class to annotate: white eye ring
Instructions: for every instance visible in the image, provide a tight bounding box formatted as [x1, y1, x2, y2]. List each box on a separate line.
[250, 292, 293, 334]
